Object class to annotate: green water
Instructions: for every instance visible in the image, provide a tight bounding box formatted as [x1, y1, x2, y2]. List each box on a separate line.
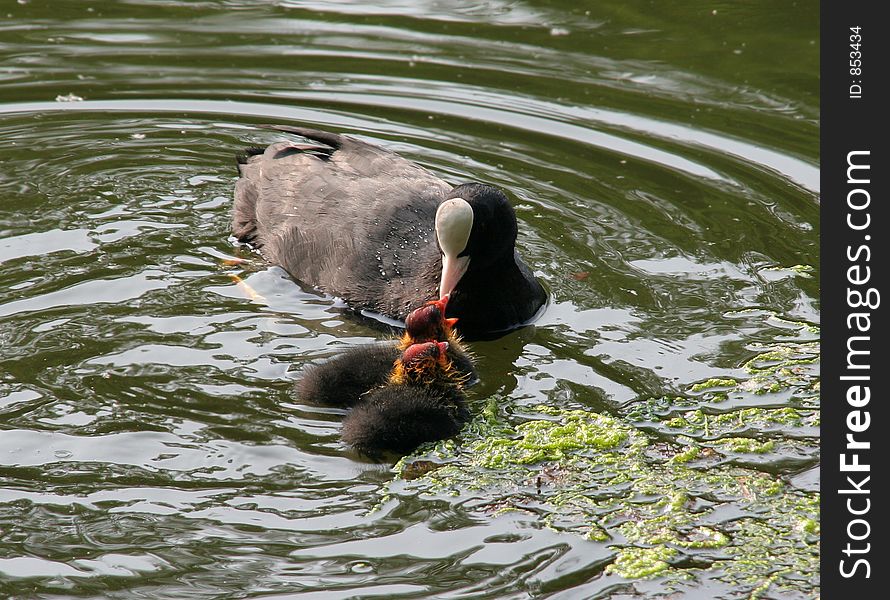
[1, 1, 818, 598]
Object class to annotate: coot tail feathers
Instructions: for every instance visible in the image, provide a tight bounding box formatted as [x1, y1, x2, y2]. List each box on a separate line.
[256, 124, 344, 150]
[235, 146, 267, 165]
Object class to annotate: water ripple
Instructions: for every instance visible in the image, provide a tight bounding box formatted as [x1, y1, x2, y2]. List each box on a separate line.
[0, 2, 818, 596]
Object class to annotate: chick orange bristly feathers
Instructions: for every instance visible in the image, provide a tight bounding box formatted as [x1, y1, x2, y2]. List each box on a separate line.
[388, 340, 463, 386]
[341, 341, 470, 456]
[399, 295, 475, 379]
[296, 296, 475, 408]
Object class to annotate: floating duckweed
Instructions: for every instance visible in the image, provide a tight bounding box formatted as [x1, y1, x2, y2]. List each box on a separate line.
[664, 417, 687, 428]
[690, 377, 738, 392]
[388, 396, 818, 596]
[714, 515, 818, 597]
[584, 524, 610, 542]
[606, 546, 677, 579]
[764, 479, 785, 496]
[715, 437, 775, 454]
[712, 407, 804, 427]
[669, 445, 700, 464]
[626, 331, 820, 464]
[665, 491, 688, 512]
[673, 526, 730, 549]
[743, 342, 819, 374]
[471, 408, 630, 469]
[799, 517, 819, 535]
[651, 407, 817, 446]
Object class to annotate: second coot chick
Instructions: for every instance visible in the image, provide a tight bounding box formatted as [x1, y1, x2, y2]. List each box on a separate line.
[297, 296, 474, 408]
[401, 295, 474, 376]
[341, 341, 470, 455]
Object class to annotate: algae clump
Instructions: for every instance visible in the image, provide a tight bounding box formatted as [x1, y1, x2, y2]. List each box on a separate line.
[606, 546, 677, 579]
[391, 401, 818, 598]
[471, 407, 629, 468]
[386, 322, 820, 597]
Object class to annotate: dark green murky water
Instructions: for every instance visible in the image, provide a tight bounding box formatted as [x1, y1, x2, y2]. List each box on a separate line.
[1, 1, 818, 598]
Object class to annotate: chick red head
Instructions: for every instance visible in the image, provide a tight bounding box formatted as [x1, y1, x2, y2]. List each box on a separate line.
[388, 341, 452, 386]
[401, 341, 449, 366]
[404, 295, 459, 342]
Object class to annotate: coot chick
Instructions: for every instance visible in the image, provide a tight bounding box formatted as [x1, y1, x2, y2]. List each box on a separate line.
[296, 296, 474, 408]
[401, 295, 474, 376]
[233, 125, 546, 338]
[341, 341, 470, 455]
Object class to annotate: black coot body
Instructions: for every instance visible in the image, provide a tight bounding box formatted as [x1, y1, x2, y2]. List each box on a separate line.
[233, 126, 546, 338]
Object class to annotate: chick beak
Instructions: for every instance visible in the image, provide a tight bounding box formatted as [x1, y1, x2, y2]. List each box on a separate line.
[426, 294, 448, 312]
[428, 294, 458, 327]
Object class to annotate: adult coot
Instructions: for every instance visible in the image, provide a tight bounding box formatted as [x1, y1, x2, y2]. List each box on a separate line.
[233, 126, 546, 338]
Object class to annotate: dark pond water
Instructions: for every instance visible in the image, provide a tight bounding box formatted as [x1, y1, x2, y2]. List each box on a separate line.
[1, 1, 818, 598]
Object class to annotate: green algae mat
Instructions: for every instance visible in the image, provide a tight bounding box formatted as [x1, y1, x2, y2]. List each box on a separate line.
[387, 323, 820, 598]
